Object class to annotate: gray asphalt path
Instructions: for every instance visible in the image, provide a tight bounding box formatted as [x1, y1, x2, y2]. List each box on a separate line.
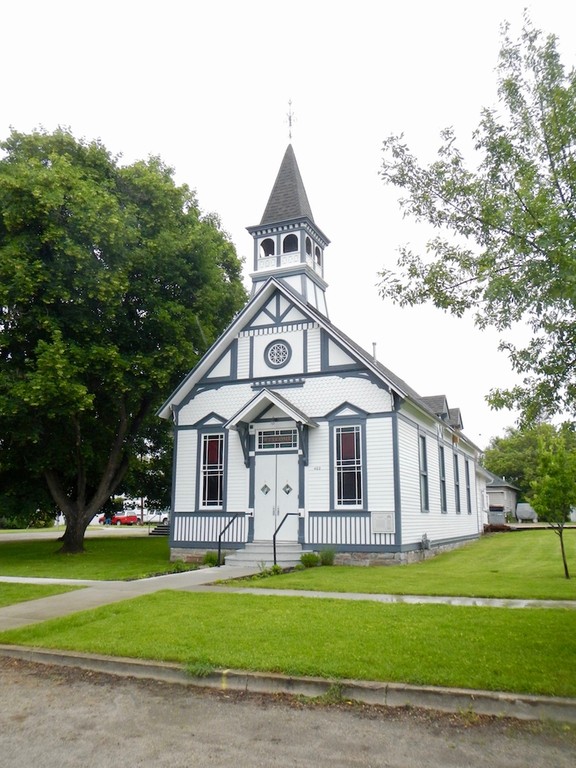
[1, 656, 574, 768]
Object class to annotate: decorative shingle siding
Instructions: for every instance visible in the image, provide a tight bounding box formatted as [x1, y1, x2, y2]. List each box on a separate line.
[178, 376, 392, 427]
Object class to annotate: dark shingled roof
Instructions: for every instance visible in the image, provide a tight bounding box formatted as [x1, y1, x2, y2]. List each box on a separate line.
[420, 395, 449, 417]
[260, 144, 315, 225]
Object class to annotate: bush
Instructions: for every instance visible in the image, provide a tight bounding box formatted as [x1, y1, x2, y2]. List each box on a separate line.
[319, 548, 336, 566]
[202, 551, 220, 567]
[300, 552, 321, 568]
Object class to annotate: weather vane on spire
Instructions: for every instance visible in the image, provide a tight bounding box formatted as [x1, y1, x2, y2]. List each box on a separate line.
[287, 99, 295, 141]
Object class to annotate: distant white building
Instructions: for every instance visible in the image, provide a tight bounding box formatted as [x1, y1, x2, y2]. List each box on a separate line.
[159, 145, 485, 565]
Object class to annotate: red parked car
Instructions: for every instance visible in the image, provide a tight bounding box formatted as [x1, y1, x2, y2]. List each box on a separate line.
[98, 512, 139, 526]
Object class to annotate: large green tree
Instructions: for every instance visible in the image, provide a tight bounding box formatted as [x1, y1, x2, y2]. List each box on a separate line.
[118, 416, 174, 516]
[0, 128, 247, 552]
[483, 422, 559, 499]
[378, 18, 576, 424]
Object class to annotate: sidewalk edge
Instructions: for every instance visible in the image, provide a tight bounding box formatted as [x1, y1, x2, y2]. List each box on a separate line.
[1, 644, 574, 724]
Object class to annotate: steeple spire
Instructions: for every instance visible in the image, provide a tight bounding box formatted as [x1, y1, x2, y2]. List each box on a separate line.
[247, 145, 330, 316]
[260, 144, 314, 225]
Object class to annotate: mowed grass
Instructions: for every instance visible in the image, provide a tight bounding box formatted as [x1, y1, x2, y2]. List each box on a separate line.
[0, 536, 193, 580]
[237, 531, 576, 601]
[0, 583, 82, 608]
[0, 590, 574, 697]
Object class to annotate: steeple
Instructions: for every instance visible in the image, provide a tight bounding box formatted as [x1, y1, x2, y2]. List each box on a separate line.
[247, 145, 330, 317]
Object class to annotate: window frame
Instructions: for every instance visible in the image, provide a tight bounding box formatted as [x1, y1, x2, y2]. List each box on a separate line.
[419, 434, 429, 512]
[199, 432, 225, 509]
[334, 424, 363, 509]
[256, 428, 298, 452]
[454, 452, 461, 514]
[439, 445, 447, 513]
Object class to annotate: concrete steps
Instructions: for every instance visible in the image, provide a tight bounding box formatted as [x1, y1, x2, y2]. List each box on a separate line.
[224, 541, 307, 568]
[148, 524, 170, 537]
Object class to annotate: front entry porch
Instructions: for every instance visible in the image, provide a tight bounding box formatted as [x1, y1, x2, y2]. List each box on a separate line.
[224, 540, 307, 568]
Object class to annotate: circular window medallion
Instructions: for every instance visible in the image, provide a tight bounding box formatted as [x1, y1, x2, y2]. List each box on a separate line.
[265, 340, 292, 369]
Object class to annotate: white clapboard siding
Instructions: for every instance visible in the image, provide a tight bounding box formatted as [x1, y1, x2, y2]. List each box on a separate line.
[173, 431, 197, 512]
[397, 417, 421, 537]
[306, 425, 330, 510]
[426, 437, 441, 515]
[237, 336, 251, 379]
[366, 418, 395, 510]
[226, 435, 249, 512]
[307, 326, 322, 373]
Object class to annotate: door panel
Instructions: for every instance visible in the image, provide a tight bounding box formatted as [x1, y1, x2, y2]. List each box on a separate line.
[254, 452, 299, 541]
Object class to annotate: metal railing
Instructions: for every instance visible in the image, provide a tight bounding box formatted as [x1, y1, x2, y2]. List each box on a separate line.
[272, 513, 300, 566]
[217, 514, 239, 567]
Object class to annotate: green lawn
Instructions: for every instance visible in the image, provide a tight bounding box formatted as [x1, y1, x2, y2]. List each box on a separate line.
[235, 531, 576, 601]
[0, 537, 194, 580]
[0, 590, 574, 697]
[0, 583, 82, 608]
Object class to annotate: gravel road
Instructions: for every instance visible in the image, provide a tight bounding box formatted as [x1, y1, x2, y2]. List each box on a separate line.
[1, 657, 575, 768]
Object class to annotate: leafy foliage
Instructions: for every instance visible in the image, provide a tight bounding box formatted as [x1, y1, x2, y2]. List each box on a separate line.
[378, 18, 576, 423]
[300, 552, 321, 568]
[0, 128, 247, 552]
[531, 427, 576, 578]
[483, 422, 560, 499]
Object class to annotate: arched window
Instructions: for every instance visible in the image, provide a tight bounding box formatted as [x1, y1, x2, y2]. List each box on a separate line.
[315, 246, 322, 265]
[260, 238, 275, 258]
[282, 233, 298, 253]
[305, 236, 312, 255]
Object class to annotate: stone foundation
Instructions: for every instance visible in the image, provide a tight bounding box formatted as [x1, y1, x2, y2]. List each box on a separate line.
[333, 538, 475, 566]
[171, 537, 476, 567]
[170, 548, 227, 564]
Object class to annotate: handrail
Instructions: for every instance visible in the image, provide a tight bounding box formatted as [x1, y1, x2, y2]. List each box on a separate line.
[217, 514, 239, 567]
[272, 513, 300, 566]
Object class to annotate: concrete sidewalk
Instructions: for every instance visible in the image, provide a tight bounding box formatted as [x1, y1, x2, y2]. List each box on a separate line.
[1, 568, 575, 632]
[0, 566, 260, 630]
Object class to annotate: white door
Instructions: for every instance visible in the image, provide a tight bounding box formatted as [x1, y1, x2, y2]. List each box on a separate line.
[254, 452, 299, 541]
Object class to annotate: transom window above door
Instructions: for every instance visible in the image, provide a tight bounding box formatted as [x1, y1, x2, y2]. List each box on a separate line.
[257, 428, 298, 451]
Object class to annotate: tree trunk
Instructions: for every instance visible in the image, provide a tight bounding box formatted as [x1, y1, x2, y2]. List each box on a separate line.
[57, 513, 91, 554]
[558, 528, 570, 579]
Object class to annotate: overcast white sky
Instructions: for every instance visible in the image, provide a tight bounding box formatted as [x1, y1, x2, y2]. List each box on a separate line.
[2, 1, 575, 449]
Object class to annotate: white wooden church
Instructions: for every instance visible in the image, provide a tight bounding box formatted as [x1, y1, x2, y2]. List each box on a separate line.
[159, 145, 487, 565]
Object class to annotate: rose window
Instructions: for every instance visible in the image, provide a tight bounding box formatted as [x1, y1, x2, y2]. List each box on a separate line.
[265, 341, 291, 369]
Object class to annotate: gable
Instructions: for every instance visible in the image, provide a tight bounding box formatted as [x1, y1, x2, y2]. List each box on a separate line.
[244, 292, 308, 330]
[324, 401, 369, 420]
[160, 278, 475, 456]
[204, 346, 235, 380]
[191, 412, 227, 429]
[326, 337, 357, 368]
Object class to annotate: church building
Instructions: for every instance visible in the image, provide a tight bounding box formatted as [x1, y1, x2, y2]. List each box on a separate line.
[158, 145, 486, 565]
